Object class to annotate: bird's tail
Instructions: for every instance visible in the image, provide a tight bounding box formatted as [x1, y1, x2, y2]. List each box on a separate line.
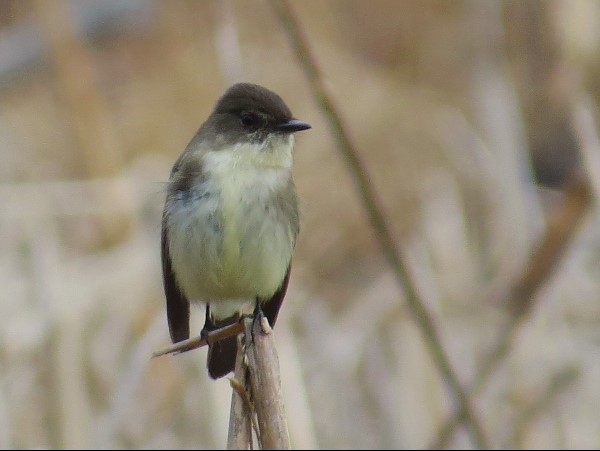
[203, 290, 285, 379]
[203, 313, 238, 379]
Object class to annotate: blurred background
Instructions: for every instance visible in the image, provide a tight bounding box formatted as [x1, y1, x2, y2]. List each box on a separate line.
[1, 0, 600, 449]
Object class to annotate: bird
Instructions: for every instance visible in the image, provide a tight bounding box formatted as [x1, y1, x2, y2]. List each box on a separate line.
[161, 83, 310, 378]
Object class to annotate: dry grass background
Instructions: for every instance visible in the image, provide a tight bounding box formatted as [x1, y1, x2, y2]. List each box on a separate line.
[1, 0, 600, 449]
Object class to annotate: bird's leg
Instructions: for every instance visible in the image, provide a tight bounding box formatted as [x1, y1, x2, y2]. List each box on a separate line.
[200, 306, 213, 342]
[253, 298, 265, 320]
[249, 298, 266, 342]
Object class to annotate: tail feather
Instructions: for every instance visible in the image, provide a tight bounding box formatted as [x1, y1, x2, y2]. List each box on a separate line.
[207, 333, 238, 379]
[203, 308, 238, 379]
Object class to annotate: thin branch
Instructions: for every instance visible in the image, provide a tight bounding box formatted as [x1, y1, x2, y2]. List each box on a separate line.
[267, 0, 489, 448]
[151, 322, 244, 358]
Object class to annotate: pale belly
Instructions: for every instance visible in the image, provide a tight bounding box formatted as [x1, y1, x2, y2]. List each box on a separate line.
[166, 181, 295, 304]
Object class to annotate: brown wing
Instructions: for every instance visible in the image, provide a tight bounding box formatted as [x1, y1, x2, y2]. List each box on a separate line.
[161, 212, 190, 343]
[260, 263, 292, 328]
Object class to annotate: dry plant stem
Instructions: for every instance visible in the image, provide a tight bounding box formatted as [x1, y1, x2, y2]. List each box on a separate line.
[227, 336, 253, 450]
[267, 1, 489, 448]
[431, 171, 592, 448]
[506, 171, 592, 318]
[244, 317, 291, 450]
[152, 322, 244, 357]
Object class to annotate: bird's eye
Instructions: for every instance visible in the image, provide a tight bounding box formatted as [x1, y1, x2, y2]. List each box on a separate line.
[240, 112, 259, 128]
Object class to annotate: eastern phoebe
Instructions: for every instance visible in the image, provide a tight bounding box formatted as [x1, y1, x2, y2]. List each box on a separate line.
[161, 83, 310, 379]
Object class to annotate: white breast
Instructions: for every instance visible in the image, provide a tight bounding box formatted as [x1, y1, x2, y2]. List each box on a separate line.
[166, 136, 296, 309]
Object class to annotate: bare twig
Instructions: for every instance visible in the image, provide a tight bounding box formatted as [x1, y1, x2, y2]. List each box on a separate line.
[154, 316, 288, 449]
[227, 335, 254, 450]
[506, 172, 592, 318]
[267, 0, 489, 448]
[151, 322, 244, 357]
[244, 317, 290, 450]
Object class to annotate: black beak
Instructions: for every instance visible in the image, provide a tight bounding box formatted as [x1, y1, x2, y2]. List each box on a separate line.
[276, 118, 311, 133]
